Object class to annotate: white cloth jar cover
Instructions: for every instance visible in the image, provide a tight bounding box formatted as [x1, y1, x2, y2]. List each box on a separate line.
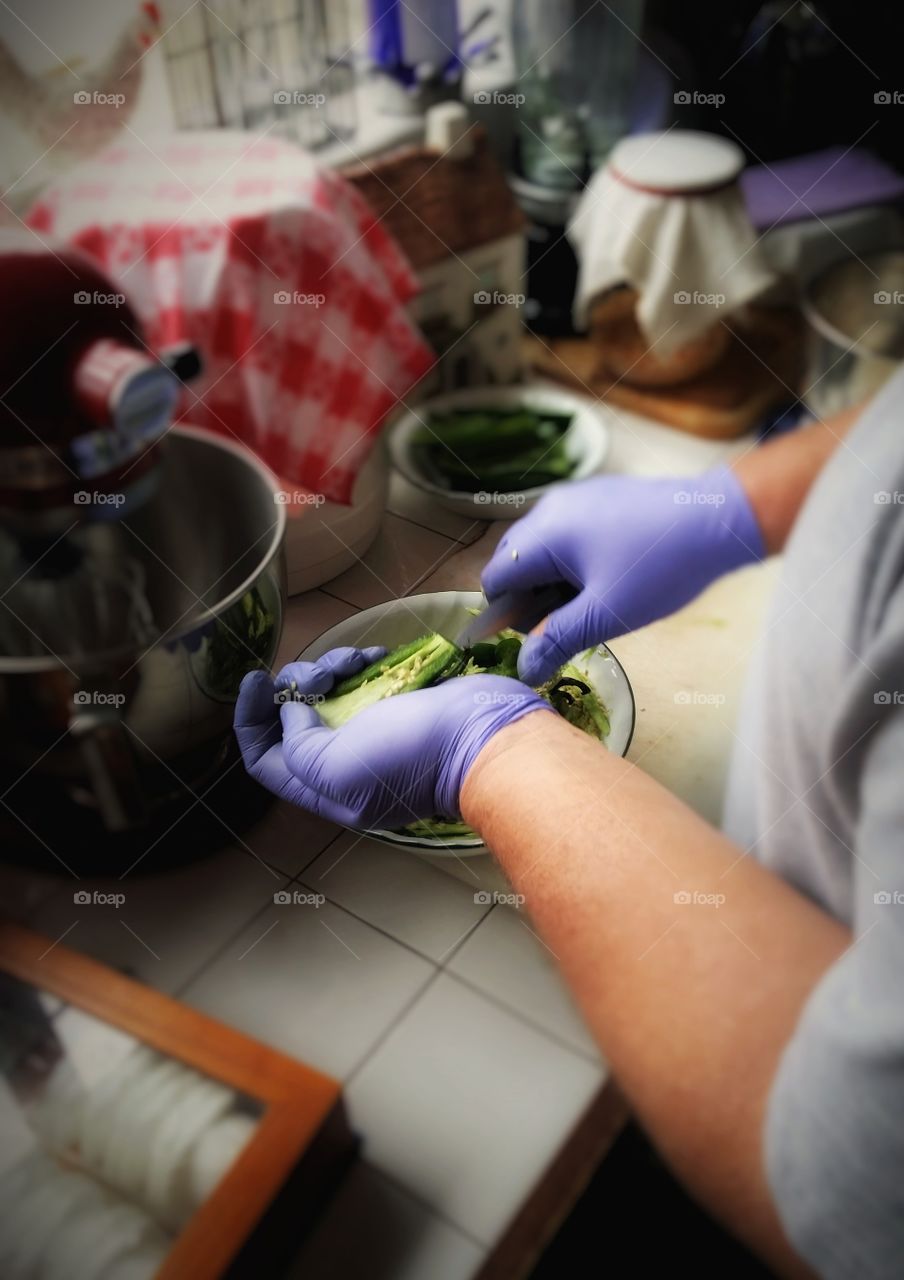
[568, 130, 776, 356]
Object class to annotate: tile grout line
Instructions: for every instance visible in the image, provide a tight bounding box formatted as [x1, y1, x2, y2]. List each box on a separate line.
[173, 833, 416, 998]
[384, 506, 489, 548]
[406, 532, 494, 595]
[173, 885, 283, 1000]
[319, 584, 376, 609]
[287, 824, 350, 878]
[433, 904, 489, 967]
[318, 518, 477, 611]
[174, 891, 439, 1053]
[367, 509, 461, 544]
[340, 968, 603, 1248]
[359, 1159, 490, 1252]
[326, 902, 605, 1072]
[320, 543, 459, 610]
[442, 967, 605, 1068]
[289, 866, 492, 968]
[332, 909, 602, 1083]
[343, 963, 444, 1086]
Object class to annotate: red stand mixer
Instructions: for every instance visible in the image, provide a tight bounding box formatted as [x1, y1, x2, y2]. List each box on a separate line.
[0, 233, 285, 865]
[0, 231, 198, 657]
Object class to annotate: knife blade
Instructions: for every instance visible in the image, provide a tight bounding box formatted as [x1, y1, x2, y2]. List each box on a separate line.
[455, 583, 579, 649]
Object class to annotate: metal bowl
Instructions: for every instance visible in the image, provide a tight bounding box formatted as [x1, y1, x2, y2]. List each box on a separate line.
[802, 249, 904, 418]
[0, 425, 286, 833]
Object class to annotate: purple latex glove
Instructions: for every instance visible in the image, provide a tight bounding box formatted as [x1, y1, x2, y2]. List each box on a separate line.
[481, 466, 765, 686]
[234, 646, 550, 829]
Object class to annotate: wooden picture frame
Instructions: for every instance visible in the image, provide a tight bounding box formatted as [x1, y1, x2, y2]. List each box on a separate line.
[0, 922, 355, 1279]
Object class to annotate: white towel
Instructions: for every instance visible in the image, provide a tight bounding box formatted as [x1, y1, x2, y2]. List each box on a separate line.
[568, 164, 775, 356]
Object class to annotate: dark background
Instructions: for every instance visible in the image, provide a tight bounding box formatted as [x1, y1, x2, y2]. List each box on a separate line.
[646, 0, 904, 168]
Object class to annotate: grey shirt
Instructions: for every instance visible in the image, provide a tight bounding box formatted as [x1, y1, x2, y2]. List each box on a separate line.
[723, 367, 904, 1279]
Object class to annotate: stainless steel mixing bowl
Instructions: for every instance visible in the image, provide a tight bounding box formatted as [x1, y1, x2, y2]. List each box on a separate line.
[0, 426, 286, 832]
[802, 249, 904, 418]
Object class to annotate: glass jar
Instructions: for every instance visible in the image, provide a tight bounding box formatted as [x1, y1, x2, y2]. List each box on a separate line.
[512, 0, 644, 190]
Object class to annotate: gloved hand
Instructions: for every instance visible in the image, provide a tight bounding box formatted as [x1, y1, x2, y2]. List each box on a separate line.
[234, 646, 550, 829]
[481, 466, 765, 685]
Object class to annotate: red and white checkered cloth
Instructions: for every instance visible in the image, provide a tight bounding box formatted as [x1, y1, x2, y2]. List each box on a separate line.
[28, 131, 435, 503]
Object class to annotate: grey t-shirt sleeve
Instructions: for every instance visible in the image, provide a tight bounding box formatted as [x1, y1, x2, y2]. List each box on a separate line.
[764, 586, 904, 1279]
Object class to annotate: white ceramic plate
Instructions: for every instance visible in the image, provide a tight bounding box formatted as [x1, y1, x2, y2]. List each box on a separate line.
[386, 384, 610, 520]
[298, 591, 636, 855]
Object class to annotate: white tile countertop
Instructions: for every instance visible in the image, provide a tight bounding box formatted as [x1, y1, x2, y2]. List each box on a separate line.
[1, 400, 781, 1279]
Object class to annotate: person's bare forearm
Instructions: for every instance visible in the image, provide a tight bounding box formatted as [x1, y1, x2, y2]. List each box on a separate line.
[734, 402, 864, 554]
[461, 712, 849, 1278]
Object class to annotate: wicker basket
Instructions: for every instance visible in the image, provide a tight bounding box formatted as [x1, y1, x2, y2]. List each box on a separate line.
[341, 127, 523, 269]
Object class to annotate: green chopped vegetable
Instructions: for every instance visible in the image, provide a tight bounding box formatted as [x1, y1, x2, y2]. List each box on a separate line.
[316, 629, 610, 841]
[317, 633, 463, 729]
[541, 667, 610, 738]
[467, 641, 498, 669]
[411, 404, 577, 494]
[489, 636, 522, 677]
[403, 818, 475, 841]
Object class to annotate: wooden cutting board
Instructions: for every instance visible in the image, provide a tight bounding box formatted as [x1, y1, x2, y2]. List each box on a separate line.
[525, 307, 805, 439]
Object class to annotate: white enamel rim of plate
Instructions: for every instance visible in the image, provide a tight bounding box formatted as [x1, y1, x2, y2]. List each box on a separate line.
[386, 384, 611, 521]
[298, 591, 636, 857]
